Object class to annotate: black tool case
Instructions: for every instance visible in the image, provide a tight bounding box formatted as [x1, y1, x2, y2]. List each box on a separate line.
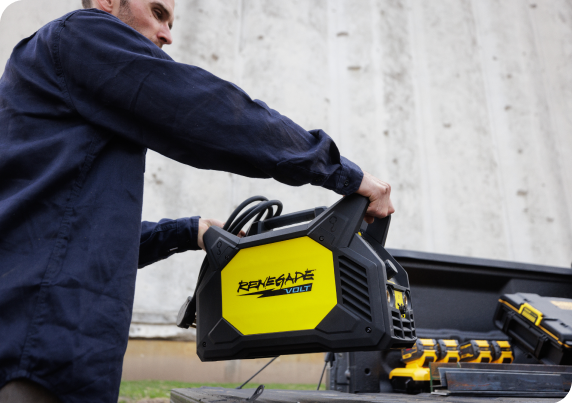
[494, 293, 572, 365]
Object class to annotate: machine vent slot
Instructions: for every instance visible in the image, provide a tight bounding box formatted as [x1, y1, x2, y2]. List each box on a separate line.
[391, 311, 404, 339]
[338, 256, 372, 322]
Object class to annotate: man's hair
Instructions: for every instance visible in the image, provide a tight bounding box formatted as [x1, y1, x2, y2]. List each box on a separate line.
[82, 0, 129, 9]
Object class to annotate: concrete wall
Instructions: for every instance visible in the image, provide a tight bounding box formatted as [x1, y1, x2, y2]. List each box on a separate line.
[2, 0, 571, 341]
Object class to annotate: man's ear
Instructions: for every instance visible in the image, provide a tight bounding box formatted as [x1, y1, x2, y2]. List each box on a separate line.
[93, 0, 114, 13]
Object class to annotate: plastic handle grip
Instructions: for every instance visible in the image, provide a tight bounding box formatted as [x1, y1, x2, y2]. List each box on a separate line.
[260, 207, 326, 231]
[365, 215, 391, 247]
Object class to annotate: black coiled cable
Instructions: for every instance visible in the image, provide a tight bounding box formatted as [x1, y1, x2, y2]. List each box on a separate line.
[178, 196, 282, 328]
[227, 196, 283, 235]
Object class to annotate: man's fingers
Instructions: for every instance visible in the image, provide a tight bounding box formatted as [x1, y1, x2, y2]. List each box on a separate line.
[356, 171, 395, 220]
[197, 218, 225, 251]
[388, 202, 396, 215]
[207, 219, 225, 229]
[366, 199, 394, 219]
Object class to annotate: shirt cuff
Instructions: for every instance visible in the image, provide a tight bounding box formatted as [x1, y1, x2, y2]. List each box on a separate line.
[177, 216, 201, 251]
[321, 156, 364, 196]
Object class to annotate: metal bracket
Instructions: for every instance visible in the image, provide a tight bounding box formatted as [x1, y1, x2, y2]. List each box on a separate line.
[245, 385, 264, 402]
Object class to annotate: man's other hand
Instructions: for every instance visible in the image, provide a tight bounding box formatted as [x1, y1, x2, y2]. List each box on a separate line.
[356, 171, 395, 224]
[197, 218, 224, 251]
[197, 218, 246, 251]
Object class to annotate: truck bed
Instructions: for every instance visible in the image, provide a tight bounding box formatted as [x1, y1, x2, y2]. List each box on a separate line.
[171, 387, 565, 403]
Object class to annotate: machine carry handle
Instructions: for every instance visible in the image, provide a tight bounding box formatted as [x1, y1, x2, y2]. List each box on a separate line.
[333, 195, 402, 284]
[303, 194, 369, 248]
[364, 215, 391, 247]
[252, 194, 370, 241]
[252, 207, 326, 234]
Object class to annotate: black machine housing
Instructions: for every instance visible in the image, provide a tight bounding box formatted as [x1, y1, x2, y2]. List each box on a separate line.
[184, 194, 416, 361]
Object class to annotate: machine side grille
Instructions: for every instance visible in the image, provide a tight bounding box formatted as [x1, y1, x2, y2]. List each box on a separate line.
[391, 307, 416, 340]
[338, 256, 372, 322]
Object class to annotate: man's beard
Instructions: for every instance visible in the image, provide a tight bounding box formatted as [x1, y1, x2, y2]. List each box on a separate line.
[117, 0, 136, 29]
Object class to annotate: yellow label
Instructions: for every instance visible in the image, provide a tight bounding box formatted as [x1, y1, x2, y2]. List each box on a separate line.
[519, 303, 543, 326]
[551, 300, 572, 311]
[521, 308, 538, 323]
[221, 237, 337, 335]
[395, 290, 405, 317]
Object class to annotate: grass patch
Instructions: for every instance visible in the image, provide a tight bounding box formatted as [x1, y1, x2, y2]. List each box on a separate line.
[118, 380, 325, 402]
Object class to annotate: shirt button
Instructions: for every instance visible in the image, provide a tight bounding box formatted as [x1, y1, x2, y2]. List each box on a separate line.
[344, 180, 349, 187]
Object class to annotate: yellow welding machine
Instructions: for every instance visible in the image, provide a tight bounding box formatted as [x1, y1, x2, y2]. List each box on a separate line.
[177, 194, 416, 361]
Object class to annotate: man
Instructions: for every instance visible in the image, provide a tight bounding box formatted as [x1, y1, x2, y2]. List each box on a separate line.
[0, 0, 394, 401]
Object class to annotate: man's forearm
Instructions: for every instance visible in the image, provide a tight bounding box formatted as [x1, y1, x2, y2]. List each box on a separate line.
[138, 217, 200, 268]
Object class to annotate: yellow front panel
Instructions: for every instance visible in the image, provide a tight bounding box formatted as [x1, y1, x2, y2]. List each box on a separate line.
[221, 237, 337, 335]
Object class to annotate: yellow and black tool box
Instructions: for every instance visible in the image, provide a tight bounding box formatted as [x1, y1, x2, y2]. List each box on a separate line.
[494, 293, 572, 365]
[177, 194, 416, 361]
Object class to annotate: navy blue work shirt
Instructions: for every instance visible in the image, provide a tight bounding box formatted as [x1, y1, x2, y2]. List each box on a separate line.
[0, 9, 363, 403]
